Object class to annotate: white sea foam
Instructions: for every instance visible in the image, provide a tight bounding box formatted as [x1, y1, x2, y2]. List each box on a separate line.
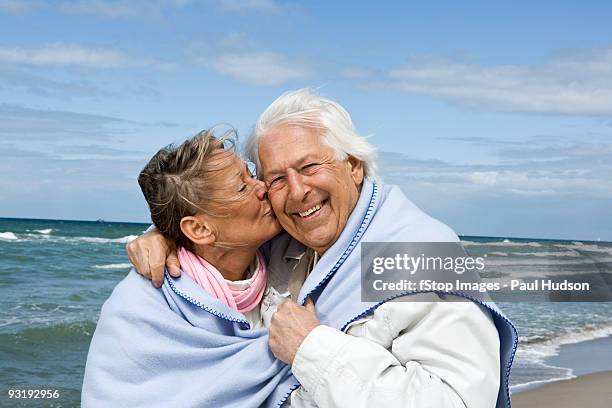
[34, 228, 54, 234]
[462, 240, 542, 247]
[509, 324, 612, 391]
[510, 373, 575, 393]
[487, 251, 509, 256]
[554, 243, 612, 254]
[525, 322, 612, 345]
[80, 235, 138, 244]
[484, 256, 612, 267]
[1, 233, 139, 244]
[517, 323, 612, 364]
[513, 250, 582, 258]
[0, 231, 18, 240]
[93, 263, 133, 270]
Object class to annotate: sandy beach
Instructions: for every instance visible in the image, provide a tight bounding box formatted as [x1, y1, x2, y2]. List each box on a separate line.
[512, 371, 612, 407]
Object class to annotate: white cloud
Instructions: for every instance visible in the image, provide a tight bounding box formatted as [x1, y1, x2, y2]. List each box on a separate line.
[465, 171, 498, 186]
[463, 171, 599, 196]
[339, 66, 376, 80]
[0, 43, 171, 69]
[219, 32, 258, 50]
[0, 103, 133, 142]
[0, 0, 194, 18]
[61, 0, 145, 17]
[59, 0, 194, 18]
[378, 140, 612, 198]
[212, 52, 313, 86]
[0, 0, 34, 14]
[0, 44, 137, 68]
[213, 0, 282, 14]
[0, 0, 282, 17]
[388, 48, 612, 115]
[0, 67, 106, 97]
[501, 143, 612, 160]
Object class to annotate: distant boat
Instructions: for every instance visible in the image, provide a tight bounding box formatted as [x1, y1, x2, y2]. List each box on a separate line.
[96, 218, 105, 223]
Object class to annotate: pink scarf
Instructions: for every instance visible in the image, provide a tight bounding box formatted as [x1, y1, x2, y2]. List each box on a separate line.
[177, 247, 267, 314]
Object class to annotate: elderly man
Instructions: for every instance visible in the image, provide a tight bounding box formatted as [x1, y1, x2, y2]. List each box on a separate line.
[127, 89, 517, 408]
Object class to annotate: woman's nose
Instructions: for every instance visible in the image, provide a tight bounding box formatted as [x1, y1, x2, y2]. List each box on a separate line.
[252, 179, 267, 201]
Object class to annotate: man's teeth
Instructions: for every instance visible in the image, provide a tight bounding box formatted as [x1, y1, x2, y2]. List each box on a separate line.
[299, 203, 322, 217]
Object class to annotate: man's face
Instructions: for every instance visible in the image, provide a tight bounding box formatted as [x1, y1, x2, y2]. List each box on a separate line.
[259, 125, 364, 254]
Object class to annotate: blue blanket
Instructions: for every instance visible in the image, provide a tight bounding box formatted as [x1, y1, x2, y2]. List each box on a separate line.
[82, 265, 292, 407]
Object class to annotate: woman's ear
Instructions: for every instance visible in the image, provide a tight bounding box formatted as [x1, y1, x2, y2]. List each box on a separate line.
[180, 215, 216, 246]
[347, 155, 364, 186]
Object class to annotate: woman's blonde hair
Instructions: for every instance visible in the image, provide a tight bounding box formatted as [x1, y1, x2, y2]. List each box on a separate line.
[137, 129, 238, 250]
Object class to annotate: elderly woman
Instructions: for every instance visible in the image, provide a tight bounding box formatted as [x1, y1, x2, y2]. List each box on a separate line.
[82, 131, 295, 407]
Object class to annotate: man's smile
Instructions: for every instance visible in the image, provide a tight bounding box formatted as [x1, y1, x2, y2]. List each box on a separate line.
[292, 199, 328, 220]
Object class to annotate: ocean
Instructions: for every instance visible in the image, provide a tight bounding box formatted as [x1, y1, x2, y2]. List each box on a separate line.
[1, 217, 612, 407]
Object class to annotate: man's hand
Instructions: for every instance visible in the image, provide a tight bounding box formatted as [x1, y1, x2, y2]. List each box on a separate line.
[269, 298, 320, 364]
[125, 228, 181, 288]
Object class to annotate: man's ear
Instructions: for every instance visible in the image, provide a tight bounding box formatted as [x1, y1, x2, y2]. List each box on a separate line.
[347, 155, 364, 186]
[180, 216, 216, 246]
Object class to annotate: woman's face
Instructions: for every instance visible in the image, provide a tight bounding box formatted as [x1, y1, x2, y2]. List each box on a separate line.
[207, 152, 281, 248]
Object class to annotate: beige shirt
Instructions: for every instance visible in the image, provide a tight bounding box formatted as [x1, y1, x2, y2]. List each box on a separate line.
[287, 248, 318, 301]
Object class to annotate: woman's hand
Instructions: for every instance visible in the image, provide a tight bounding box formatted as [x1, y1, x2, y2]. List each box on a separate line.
[126, 228, 181, 288]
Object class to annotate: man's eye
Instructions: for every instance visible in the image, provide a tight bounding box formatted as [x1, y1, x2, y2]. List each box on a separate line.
[239, 184, 247, 192]
[301, 163, 320, 173]
[269, 176, 284, 187]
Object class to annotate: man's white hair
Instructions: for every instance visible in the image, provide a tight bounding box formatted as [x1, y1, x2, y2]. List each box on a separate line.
[246, 88, 379, 181]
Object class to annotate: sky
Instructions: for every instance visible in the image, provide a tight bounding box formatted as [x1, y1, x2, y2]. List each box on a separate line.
[1, 0, 611, 241]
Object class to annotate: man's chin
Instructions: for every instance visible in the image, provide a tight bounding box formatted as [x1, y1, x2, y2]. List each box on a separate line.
[300, 234, 335, 254]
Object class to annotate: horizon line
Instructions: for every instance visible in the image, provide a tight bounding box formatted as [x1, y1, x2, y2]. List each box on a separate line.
[1, 216, 610, 244]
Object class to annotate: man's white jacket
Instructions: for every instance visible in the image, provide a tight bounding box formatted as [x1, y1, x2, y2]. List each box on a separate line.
[265, 180, 513, 408]
[289, 293, 500, 408]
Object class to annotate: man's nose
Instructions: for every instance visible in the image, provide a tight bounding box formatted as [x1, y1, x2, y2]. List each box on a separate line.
[286, 169, 308, 201]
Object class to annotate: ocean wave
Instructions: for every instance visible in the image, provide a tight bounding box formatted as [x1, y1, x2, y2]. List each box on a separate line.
[516, 322, 612, 367]
[93, 263, 133, 269]
[80, 235, 138, 244]
[485, 256, 612, 273]
[0, 231, 18, 240]
[2, 320, 97, 343]
[510, 373, 575, 393]
[0, 232, 138, 244]
[462, 239, 542, 247]
[0, 303, 98, 332]
[520, 322, 612, 346]
[34, 228, 54, 234]
[484, 256, 612, 267]
[513, 250, 582, 258]
[554, 243, 612, 254]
